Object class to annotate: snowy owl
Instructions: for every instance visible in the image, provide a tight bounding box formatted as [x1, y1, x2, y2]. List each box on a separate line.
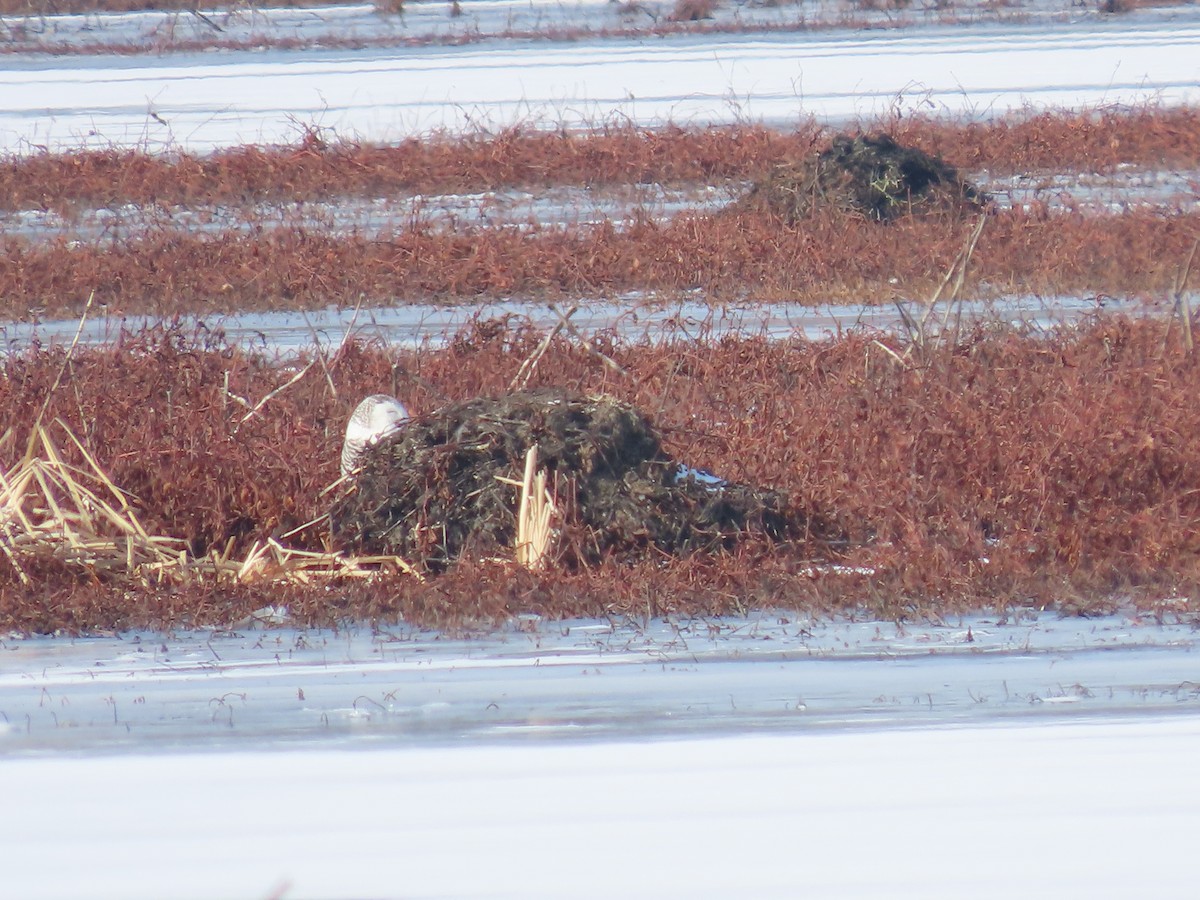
[341, 394, 410, 477]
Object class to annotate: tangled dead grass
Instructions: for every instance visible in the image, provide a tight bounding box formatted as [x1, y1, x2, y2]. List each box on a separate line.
[0, 419, 419, 594]
[3, 313, 1200, 632]
[0, 420, 185, 585]
[4, 107, 1199, 319]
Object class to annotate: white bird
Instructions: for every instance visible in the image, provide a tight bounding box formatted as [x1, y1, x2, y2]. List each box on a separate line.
[341, 394, 410, 477]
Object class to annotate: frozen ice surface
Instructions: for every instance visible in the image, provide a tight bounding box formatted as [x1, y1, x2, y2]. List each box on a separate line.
[0, 294, 1129, 356]
[3, 611, 1198, 756]
[5, 14, 1200, 154]
[5, 169, 1196, 246]
[2, 613, 1199, 899]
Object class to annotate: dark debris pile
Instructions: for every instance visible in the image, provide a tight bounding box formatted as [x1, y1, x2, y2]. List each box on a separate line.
[330, 389, 821, 571]
[737, 132, 989, 223]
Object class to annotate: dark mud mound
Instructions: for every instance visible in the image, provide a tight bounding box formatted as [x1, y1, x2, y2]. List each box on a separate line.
[330, 389, 809, 570]
[738, 133, 988, 223]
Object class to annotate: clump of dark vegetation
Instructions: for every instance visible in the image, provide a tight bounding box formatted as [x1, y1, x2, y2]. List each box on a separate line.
[331, 389, 813, 570]
[738, 133, 989, 222]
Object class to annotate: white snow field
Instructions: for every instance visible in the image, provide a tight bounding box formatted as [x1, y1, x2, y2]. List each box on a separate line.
[3, 614, 1200, 898]
[3, 716, 1199, 900]
[4, 11, 1200, 154]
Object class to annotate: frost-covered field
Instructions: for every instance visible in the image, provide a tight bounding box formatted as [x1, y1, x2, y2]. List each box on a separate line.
[3, 613, 1200, 898]
[5, 5, 1200, 897]
[4, 717, 1199, 899]
[5, 10, 1200, 153]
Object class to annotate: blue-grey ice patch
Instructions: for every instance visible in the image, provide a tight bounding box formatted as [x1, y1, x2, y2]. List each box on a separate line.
[674, 463, 726, 491]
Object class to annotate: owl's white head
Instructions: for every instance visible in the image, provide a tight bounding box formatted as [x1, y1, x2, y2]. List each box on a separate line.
[341, 394, 410, 476]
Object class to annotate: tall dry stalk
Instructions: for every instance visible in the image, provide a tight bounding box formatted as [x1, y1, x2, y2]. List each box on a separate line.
[514, 444, 556, 571]
[1172, 238, 1197, 354]
[895, 213, 987, 357]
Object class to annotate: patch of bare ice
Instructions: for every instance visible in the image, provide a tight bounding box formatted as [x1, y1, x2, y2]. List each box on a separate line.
[2, 610, 1198, 757]
[0, 294, 1129, 356]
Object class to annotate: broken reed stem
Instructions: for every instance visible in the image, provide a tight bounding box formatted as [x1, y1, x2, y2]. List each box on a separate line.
[514, 444, 555, 571]
[234, 536, 423, 584]
[234, 358, 317, 432]
[516, 443, 536, 560]
[26, 290, 95, 461]
[511, 304, 575, 390]
[1175, 238, 1198, 353]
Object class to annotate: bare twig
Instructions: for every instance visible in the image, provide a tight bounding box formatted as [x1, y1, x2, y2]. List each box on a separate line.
[893, 214, 988, 358]
[893, 299, 923, 350]
[870, 339, 910, 370]
[549, 303, 630, 379]
[332, 294, 367, 366]
[1172, 238, 1198, 354]
[301, 311, 338, 400]
[189, 8, 224, 32]
[511, 305, 574, 390]
[233, 359, 317, 433]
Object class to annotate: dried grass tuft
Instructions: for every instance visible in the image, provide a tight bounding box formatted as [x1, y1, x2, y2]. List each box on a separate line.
[0, 421, 185, 586]
[512, 445, 556, 571]
[234, 538, 421, 585]
[0, 413, 418, 593]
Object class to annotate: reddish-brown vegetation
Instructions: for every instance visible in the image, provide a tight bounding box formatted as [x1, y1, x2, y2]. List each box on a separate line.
[5, 109, 1200, 212]
[1, 207, 1196, 318]
[3, 315, 1199, 632]
[669, 0, 721, 22]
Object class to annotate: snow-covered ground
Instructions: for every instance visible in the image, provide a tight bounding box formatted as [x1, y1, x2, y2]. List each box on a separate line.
[3, 716, 1198, 899]
[4, 12, 1200, 154]
[3, 612, 1200, 898]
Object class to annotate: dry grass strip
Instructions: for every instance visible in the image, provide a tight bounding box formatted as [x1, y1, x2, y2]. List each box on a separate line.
[4, 108, 1200, 213]
[3, 315, 1200, 632]
[3, 208, 1199, 318]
